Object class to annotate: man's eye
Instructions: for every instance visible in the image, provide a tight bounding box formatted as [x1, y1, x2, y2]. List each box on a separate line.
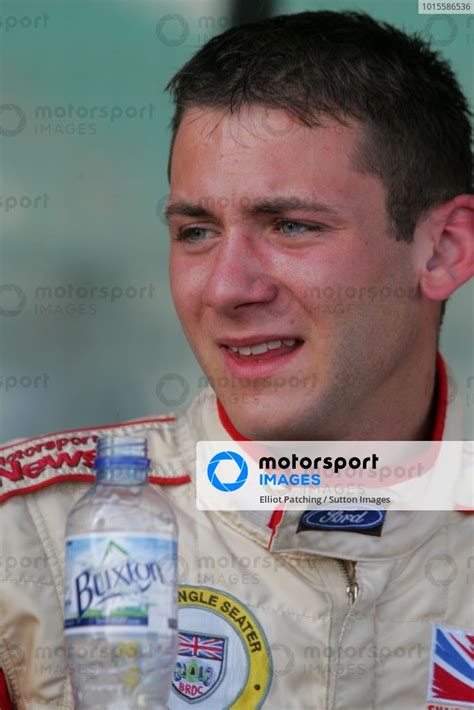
[176, 227, 210, 242]
[274, 219, 325, 235]
[175, 220, 325, 242]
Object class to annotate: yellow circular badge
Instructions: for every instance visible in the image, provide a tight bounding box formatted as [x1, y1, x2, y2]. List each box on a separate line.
[171, 585, 272, 708]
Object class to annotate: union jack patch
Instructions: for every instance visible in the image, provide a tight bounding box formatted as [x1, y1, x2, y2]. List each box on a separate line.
[178, 632, 225, 661]
[173, 631, 227, 702]
[427, 625, 474, 707]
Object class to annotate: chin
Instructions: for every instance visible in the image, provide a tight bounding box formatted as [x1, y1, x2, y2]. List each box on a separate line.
[221, 388, 327, 441]
[223, 403, 296, 441]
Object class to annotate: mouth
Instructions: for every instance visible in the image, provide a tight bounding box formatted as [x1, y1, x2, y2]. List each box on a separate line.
[220, 337, 304, 361]
[218, 336, 305, 379]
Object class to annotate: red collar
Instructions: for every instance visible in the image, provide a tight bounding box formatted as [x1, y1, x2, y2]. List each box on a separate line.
[217, 351, 448, 443]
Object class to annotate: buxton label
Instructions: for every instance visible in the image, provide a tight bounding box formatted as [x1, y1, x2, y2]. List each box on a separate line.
[64, 533, 177, 634]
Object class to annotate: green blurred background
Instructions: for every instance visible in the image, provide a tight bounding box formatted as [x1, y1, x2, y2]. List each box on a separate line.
[1, 0, 472, 441]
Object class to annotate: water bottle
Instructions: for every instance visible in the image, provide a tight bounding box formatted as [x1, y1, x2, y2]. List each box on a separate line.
[64, 435, 178, 709]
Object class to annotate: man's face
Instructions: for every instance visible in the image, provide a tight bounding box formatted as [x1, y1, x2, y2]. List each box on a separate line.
[167, 106, 421, 439]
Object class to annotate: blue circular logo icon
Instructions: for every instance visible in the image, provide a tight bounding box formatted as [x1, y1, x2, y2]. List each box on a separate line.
[207, 451, 248, 492]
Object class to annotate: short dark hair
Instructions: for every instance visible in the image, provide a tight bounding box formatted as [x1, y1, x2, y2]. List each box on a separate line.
[165, 10, 472, 245]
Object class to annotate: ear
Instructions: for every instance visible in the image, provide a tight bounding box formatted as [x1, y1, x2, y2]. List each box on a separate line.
[420, 194, 474, 301]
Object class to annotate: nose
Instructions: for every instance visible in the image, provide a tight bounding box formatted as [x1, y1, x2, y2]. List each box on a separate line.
[202, 232, 278, 315]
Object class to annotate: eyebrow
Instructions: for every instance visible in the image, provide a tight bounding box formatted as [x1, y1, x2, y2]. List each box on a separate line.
[164, 196, 347, 224]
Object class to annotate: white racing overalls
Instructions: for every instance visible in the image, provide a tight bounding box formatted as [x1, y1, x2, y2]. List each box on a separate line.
[0, 354, 473, 710]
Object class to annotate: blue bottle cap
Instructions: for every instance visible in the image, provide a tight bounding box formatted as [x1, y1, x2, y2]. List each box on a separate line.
[95, 435, 150, 470]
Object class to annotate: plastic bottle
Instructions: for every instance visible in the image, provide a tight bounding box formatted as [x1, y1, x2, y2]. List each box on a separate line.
[64, 435, 178, 709]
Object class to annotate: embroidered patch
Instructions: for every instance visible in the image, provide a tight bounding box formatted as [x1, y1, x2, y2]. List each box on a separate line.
[297, 508, 385, 536]
[173, 631, 227, 702]
[427, 625, 474, 707]
[171, 585, 272, 708]
[0, 419, 190, 502]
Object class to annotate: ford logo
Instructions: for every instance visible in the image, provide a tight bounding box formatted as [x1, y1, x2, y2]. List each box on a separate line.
[302, 509, 384, 530]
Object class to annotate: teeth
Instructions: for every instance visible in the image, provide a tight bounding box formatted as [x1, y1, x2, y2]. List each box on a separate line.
[227, 339, 299, 356]
[250, 343, 269, 355]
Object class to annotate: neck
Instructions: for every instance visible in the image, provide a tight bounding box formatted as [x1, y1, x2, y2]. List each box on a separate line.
[330, 353, 439, 442]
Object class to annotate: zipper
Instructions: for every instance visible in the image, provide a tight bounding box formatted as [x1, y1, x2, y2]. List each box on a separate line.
[337, 559, 359, 605]
[329, 561, 360, 710]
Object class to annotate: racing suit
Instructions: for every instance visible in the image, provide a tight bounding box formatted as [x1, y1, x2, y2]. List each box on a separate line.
[0, 354, 473, 710]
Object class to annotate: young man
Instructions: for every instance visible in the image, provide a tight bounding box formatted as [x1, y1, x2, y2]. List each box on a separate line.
[1, 11, 472, 710]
